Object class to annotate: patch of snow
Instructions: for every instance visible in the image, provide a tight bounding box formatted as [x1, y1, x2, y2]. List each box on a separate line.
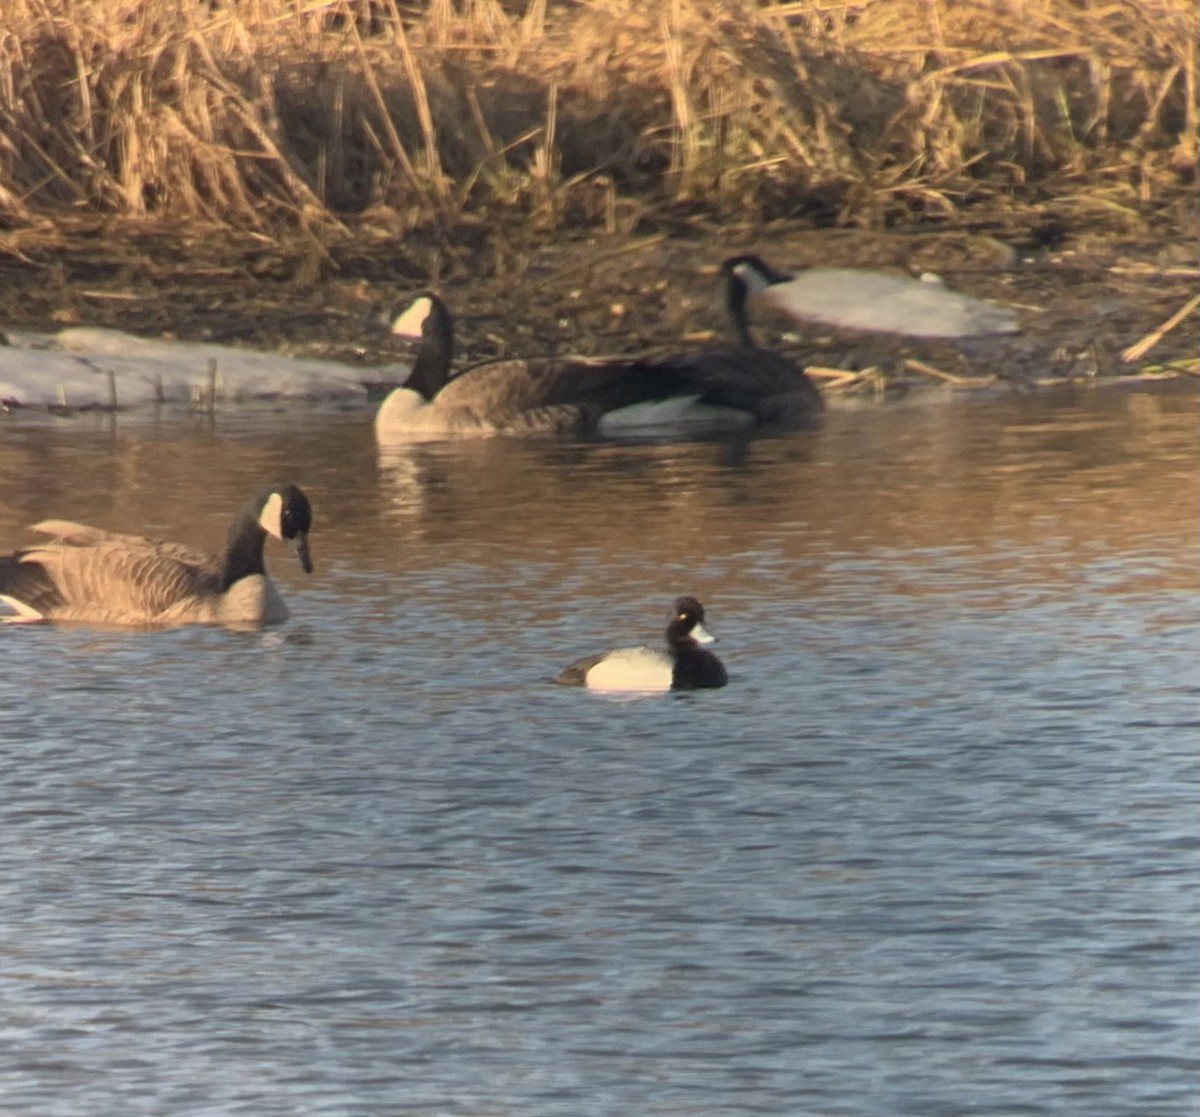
[756, 268, 1020, 339]
[0, 326, 408, 411]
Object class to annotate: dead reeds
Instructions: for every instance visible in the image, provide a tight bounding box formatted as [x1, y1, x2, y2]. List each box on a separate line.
[0, 0, 1192, 236]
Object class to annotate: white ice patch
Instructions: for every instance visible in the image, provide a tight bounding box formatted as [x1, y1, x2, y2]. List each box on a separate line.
[756, 268, 1020, 339]
[0, 326, 391, 410]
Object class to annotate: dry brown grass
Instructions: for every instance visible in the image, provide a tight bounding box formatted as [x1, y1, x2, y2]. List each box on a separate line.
[0, 0, 1193, 237]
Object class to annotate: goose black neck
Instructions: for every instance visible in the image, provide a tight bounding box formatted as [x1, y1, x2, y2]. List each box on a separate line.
[721, 270, 757, 349]
[218, 496, 270, 590]
[406, 296, 455, 401]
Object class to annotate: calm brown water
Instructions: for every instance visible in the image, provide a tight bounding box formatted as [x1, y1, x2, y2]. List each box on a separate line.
[0, 384, 1196, 1116]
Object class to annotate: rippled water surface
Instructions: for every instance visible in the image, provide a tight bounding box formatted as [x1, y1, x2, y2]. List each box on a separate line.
[1, 385, 1196, 1116]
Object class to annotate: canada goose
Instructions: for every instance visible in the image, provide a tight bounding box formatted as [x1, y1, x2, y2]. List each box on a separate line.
[373, 268, 823, 437]
[374, 293, 661, 436]
[729, 252, 1020, 339]
[0, 483, 314, 627]
[554, 596, 728, 692]
[640, 255, 825, 424]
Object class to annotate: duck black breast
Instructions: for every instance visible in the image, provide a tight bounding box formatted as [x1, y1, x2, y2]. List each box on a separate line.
[666, 596, 728, 690]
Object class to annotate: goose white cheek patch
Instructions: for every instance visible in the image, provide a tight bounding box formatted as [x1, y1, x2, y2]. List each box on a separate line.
[731, 262, 772, 295]
[391, 297, 432, 338]
[258, 492, 284, 540]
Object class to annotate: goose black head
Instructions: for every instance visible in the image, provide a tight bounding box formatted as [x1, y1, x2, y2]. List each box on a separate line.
[258, 484, 314, 573]
[388, 292, 455, 399]
[720, 254, 794, 292]
[717, 256, 793, 348]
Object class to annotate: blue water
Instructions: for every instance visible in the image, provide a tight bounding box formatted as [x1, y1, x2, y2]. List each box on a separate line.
[0, 384, 1196, 1115]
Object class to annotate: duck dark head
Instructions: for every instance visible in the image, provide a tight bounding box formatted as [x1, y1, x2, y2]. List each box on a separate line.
[667, 595, 716, 650]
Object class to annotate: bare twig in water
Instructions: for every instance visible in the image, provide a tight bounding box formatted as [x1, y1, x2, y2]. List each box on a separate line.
[804, 366, 863, 389]
[904, 358, 962, 383]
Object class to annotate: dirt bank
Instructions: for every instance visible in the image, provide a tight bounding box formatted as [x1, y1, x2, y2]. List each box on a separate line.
[0, 201, 1195, 404]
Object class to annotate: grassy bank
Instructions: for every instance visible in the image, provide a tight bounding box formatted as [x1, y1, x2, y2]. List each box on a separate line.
[0, 0, 1194, 240]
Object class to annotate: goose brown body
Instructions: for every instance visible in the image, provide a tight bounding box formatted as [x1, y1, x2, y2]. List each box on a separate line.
[0, 484, 313, 628]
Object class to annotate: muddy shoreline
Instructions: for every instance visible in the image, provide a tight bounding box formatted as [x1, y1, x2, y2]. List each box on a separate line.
[1, 206, 1195, 403]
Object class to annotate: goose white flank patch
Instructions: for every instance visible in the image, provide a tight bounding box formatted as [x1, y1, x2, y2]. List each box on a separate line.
[730, 254, 1020, 339]
[0, 483, 314, 628]
[554, 596, 728, 693]
[595, 392, 750, 432]
[374, 268, 822, 438]
[0, 326, 388, 410]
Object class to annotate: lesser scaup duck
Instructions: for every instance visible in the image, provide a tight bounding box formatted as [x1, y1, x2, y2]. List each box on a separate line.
[0, 483, 313, 627]
[554, 596, 729, 692]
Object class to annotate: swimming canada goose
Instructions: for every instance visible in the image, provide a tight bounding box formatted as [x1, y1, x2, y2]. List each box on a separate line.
[640, 255, 825, 423]
[373, 267, 822, 437]
[554, 596, 728, 692]
[728, 252, 1020, 339]
[374, 293, 662, 436]
[0, 483, 314, 627]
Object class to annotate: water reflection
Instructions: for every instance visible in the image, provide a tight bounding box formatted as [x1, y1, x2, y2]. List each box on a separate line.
[2, 385, 1194, 602]
[0, 384, 1194, 1115]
